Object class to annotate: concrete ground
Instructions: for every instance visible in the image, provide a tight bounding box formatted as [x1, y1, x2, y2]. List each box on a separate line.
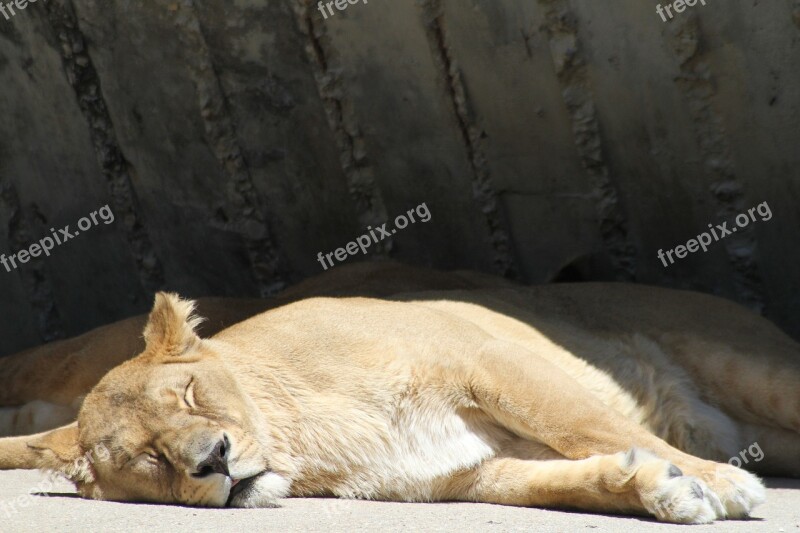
[1, 470, 798, 532]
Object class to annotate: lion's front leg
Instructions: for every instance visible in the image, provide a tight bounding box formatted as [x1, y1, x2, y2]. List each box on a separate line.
[450, 449, 722, 524]
[465, 340, 765, 519]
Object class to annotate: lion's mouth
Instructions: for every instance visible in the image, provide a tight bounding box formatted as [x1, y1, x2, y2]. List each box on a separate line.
[226, 475, 260, 506]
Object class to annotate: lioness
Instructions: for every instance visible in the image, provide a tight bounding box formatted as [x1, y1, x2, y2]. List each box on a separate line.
[0, 262, 511, 436]
[5, 268, 800, 523]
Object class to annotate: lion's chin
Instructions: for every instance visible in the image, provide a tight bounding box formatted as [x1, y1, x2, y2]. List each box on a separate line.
[226, 471, 291, 508]
[226, 474, 260, 506]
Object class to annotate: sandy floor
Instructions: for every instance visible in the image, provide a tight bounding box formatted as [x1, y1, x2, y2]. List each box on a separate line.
[1, 470, 798, 532]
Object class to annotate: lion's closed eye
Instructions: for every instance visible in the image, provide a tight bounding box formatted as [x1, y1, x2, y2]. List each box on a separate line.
[183, 378, 196, 409]
[127, 451, 163, 471]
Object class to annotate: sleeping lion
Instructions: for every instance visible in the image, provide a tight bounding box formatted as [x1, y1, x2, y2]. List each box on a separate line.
[3, 262, 800, 524]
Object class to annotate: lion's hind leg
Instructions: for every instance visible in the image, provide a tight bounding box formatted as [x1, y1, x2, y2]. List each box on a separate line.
[447, 449, 722, 523]
[736, 422, 800, 477]
[464, 340, 765, 519]
[665, 333, 800, 436]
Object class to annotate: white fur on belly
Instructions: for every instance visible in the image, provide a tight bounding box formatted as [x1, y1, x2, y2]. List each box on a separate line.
[380, 398, 503, 499]
[308, 394, 506, 502]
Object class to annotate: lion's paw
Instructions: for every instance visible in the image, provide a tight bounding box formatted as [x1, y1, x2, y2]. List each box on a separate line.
[622, 448, 723, 524]
[699, 462, 766, 519]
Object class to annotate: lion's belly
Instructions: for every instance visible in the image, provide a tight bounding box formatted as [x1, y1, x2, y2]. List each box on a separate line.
[313, 397, 511, 502]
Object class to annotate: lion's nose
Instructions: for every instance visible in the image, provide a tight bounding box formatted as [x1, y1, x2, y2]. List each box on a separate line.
[193, 434, 230, 478]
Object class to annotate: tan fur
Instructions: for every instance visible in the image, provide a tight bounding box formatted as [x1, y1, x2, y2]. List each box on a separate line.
[0, 261, 513, 435]
[4, 264, 799, 523]
[0, 299, 270, 409]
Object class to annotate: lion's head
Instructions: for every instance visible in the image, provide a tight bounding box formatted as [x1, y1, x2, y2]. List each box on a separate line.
[7, 293, 291, 507]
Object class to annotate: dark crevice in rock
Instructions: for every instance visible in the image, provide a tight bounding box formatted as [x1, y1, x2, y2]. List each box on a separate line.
[289, 0, 392, 255]
[171, 1, 288, 296]
[668, 16, 765, 313]
[539, 0, 637, 282]
[41, 0, 165, 294]
[0, 181, 64, 342]
[420, 0, 519, 279]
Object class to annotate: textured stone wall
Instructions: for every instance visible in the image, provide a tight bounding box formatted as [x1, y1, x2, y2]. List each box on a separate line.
[0, 0, 798, 355]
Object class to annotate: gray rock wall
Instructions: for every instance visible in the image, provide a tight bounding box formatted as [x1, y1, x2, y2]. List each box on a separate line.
[0, 0, 798, 355]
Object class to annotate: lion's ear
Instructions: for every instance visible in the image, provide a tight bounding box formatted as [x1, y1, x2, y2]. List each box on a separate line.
[143, 292, 204, 357]
[0, 423, 94, 484]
